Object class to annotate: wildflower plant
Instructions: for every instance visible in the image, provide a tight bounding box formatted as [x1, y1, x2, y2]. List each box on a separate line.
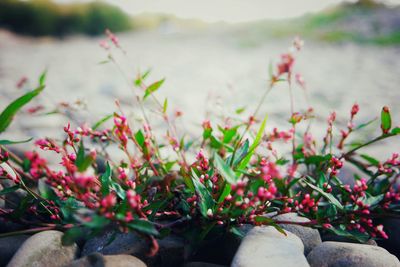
[0, 32, 400, 256]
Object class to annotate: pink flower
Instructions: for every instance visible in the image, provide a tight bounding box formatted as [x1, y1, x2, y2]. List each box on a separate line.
[99, 40, 110, 50]
[276, 53, 295, 77]
[295, 73, 306, 88]
[351, 103, 360, 117]
[101, 194, 117, 209]
[105, 29, 120, 47]
[293, 36, 304, 51]
[16, 76, 28, 89]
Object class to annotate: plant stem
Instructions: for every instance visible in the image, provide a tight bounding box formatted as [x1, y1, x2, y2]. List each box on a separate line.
[340, 133, 396, 159]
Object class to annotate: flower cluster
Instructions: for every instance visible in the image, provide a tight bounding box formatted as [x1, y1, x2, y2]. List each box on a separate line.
[0, 35, 399, 257]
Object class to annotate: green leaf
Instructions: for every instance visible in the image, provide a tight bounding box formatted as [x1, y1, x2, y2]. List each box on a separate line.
[328, 225, 369, 243]
[230, 226, 245, 238]
[360, 154, 380, 166]
[143, 79, 165, 99]
[355, 118, 377, 131]
[0, 185, 19, 196]
[391, 127, 400, 135]
[62, 227, 84, 246]
[214, 153, 238, 185]
[254, 216, 287, 236]
[222, 128, 237, 144]
[92, 114, 113, 130]
[235, 107, 246, 114]
[227, 139, 249, 167]
[75, 142, 94, 172]
[305, 154, 332, 165]
[100, 162, 112, 196]
[381, 106, 392, 133]
[135, 69, 151, 86]
[217, 183, 231, 203]
[128, 219, 159, 236]
[83, 215, 109, 229]
[98, 60, 110, 65]
[361, 194, 384, 207]
[0, 85, 45, 133]
[203, 128, 212, 140]
[0, 138, 33, 145]
[111, 182, 126, 199]
[237, 115, 267, 170]
[163, 98, 168, 113]
[305, 181, 344, 210]
[254, 216, 275, 224]
[191, 170, 214, 217]
[135, 130, 145, 148]
[38, 70, 47, 87]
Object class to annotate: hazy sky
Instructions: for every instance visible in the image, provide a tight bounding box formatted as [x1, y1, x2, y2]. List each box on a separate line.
[56, 0, 400, 22]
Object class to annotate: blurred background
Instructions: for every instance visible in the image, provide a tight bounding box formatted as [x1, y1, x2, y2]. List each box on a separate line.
[0, 0, 399, 157]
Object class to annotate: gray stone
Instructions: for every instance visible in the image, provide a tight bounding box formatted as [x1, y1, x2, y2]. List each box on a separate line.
[4, 188, 27, 209]
[231, 226, 310, 267]
[67, 253, 147, 267]
[307, 241, 400, 267]
[321, 232, 377, 246]
[82, 231, 148, 257]
[221, 224, 254, 263]
[82, 231, 184, 267]
[273, 213, 322, 255]
[0, 235, 30, 266]
[6, 230, 79, 267]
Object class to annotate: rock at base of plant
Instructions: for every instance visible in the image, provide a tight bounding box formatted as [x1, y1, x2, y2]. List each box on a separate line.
[321, 232, 377, 246]
[0, 235, 30, 266]
[273, 212, 322, 255]
[6, 230, 79, 267]
[231, 226, 310, 267]
[0, 218, 24, 234]
[82, 231, 147, 257]
[67, 252, 147, 267]
[82, 231, 184, 267]
[307, 241, 400, 267]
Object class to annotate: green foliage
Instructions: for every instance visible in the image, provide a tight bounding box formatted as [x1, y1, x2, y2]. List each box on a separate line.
[0, 38, 400, 255]
[0, 86, 44, 133]
[0, 0, 132, 36]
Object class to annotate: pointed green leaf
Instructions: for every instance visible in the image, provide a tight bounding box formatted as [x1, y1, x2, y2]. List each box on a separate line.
[0, 138, 33, 145]
[39, 70, 47, 87]
[0, 185, 19, 196]
[128, 219, 159, 236]
[237, 115, 267, 170]
[0, 85, 45, 133]
[191, 170, 214, 217]
[391, 127, 400, 135]
[217, 183, 231, 203]
[100, 162, 112, 196]
[92, 114, 113, 130]
[214, 153, 238, 185]
[163, 98, 168, 113]
[144, 79, 165, 99]
[135, 130, 145, 148]
[305, 181, 344, 210]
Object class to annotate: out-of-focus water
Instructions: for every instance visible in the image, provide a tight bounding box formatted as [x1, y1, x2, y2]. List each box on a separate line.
[0, 29, 399, 158]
